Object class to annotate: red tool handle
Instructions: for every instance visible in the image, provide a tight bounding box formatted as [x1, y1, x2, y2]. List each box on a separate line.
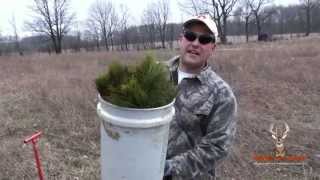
[24, 131, 42, 143]
[24, 131, 45, 180]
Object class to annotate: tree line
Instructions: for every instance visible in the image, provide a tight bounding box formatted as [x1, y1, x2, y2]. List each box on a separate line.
[0, 0, 319, 55]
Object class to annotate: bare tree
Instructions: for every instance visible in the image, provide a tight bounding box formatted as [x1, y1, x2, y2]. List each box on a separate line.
[300, 0, 318, 36]
[118, 4, 130, 51]
[274, 6, 285, 36]
[9, 15, 23, 55]
[248, 0, 274, 37]
[26, 0, 74, 54]
[86, 18, 101, 51]
[89, 0, 118, 51]
[167, 23, 175, 49]
[153, 0, 170, 48]
[108, 7, 118, 51]
[129, 25, 142, 50]
[210, 0, 238, 43]
[89, 0, 111, 51]
[70, 22, 81, 52]
[178, 0, 200, 15]
[239, 0, 253, 42]
[142, 5, 157, 49]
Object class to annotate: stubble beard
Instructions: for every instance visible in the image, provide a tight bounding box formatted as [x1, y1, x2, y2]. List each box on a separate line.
[180, 53, 205, 74]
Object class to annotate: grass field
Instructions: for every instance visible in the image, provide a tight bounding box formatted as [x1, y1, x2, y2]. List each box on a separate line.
[0, 37, 319, 179]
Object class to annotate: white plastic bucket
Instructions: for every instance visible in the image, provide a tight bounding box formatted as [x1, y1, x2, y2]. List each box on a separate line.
[97, 95, 175, 180]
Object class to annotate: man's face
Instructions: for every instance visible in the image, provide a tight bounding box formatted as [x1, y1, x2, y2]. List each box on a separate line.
[178, 23, 216, 73]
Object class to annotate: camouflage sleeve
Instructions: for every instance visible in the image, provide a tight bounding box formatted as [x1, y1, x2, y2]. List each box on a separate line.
[170, 92, 237, 178]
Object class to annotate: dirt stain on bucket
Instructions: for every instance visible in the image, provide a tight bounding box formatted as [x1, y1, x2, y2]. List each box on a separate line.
[102, 121, 120, 140]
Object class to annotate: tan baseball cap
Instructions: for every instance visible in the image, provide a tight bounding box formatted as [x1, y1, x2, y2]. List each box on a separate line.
[183, 14, 219, 38]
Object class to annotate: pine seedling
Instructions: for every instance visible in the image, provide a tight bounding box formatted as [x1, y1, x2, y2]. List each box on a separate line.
[96, 55, 176, 108]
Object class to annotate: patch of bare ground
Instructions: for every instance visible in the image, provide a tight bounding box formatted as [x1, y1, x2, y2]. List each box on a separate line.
[0, 38, 319, 179]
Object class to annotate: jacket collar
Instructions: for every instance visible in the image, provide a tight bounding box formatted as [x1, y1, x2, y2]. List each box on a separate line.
[167, 55, 211, 85]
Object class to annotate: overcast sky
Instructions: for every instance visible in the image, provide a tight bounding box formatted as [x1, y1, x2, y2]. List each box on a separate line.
[0, 0, 300, 36]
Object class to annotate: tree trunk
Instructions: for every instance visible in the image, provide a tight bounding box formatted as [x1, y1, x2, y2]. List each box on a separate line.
[222, 15, 228, 44]
[124, 28, 129, 51]
[306, 7, 311, 36]
[96, 38, 100, 51]
[50, 35, 59, 54]
[125, 36, 128, 51]
[161, 38, 165, 49]
[57, 36, 62, 54]
[169, 25, 174, 50]
[104, 35, 109, 51]
[217, 19, 225, 44]
[245, 16, 249, 43]
[161, 26, 166, 48]
[110, 35, 114, 51]
[255, 12, 262, 38]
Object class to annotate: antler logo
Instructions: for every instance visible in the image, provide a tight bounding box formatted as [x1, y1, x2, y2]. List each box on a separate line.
[269, 122, 290, 157]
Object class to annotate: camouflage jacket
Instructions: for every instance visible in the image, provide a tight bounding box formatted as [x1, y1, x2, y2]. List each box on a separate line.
[165, 56, 237, 180]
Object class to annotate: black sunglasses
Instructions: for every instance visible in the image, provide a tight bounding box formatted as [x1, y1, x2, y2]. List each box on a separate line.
[183, 30, 215, 45]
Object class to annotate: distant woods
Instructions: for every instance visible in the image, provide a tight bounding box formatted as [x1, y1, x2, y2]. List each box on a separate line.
[0, 0, 319, 55]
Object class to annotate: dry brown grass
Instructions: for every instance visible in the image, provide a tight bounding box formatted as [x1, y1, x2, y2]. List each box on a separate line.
[213, 38, 320, 179]
[0, 38, 319, 179]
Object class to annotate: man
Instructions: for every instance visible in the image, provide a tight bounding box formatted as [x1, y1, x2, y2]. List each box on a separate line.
[163, 15, 237, 180]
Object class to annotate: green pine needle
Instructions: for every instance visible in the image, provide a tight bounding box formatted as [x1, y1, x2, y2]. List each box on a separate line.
[96, 55, 176, 108]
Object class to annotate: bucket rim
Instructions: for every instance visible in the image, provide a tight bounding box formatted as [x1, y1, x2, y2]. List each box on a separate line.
[98, 94, 175, 111]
